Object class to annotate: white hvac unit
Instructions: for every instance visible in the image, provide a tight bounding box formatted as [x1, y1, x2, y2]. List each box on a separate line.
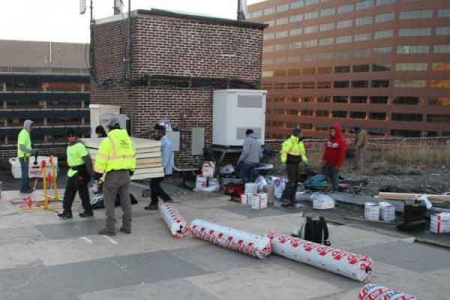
[213, 89, 267, 147]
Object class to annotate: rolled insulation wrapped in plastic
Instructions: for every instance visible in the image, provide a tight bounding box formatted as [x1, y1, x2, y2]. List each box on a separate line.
[159, 202, 190, 238]
[268, 232, 373, 282]
[190, 219, 272, 259]
[358, 284, 421, 300]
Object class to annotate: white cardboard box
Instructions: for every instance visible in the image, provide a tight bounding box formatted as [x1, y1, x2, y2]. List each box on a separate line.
[364, 202, 380, 221]
[379, 202, 396, 222]
[240, 193, 253, 205]
[245, 183, 258, 194]
[430, 213, 450, 234]
[251, 193, 268, 210]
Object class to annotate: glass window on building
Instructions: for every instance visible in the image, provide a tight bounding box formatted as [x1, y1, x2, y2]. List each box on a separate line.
[390, 129, 421, 137]
[290, 14, 303, 22]
[288, 56, 301, 62]
[432, 63, 450, 71]
[393, 96, 420, 105]
[391, 113, 423, 122]
[397, 45, 429, 54]
[317, 96, 331, 102]
[300, 123, 313, 130]
[263, 45, 275, 52]
[289, 96, 300, 102]
[290, 28, 302, 36]
[428, 97, 450, 106]
[335, 66, 350, 73]
[318, 67, 333, 74]
[427, 115, 450, 123]
[338, 4, 354, 13]
[353, 64, 370, 72]
[262, 71, 274, 78]
[302, 68, 316, 75]
[264, 7, 275, 15]
[369, 113, 387, 120]
[277, 4, 289, 12]
[291, 1, 304, 9]
[434, 45, 450, 53]
[372, 80, 390, 88]
[304, 39, 317, 48]
[300, 109, 314, 115]
[274, 57, 287, 64]
[289, 42, 302, 49]
[333, 96, 348, 103]
[288, 69, 301, 76]
[302, 82, 315, 89]
[263, 32, 275, 40]
[302, 96, 314, 102]
[332, 111, 348, 118]
[373, 47, 392, 54]
[372, 63, 391, 71]
[400, 10, 433, 20]
[352, 80, 369, 88]
[337, 19, 353, 28]
[274, 82, 287, 89]
[304, 25, 318, 34]
[320, 7, 336, 17]
[264, 20, 275, 26]
[375, 12, 394, 23]
[376, 0, 395, 6]
[370, 96, 388, 104]
[316, 110, 329, 117]
[431, 80, 450, 88]
[356, 16, 373, 26]
[320, 22, 335, 32]
[305, 11, 319, 20]
[317, 81, 332, 88]
[369, 128, 386, 136]
[336, 35, 352, 44]
[317, 52, 333, 60]
[251, 10, 263, 18]
[374, 30, 393, 39]
[275, 44, 288, 51]
[276, 31, 288, 38]
[395, 63, 428, 71]
[394, 80, 427, 88]
[319, 37, 334, 46]
[305, 0, 319, 5]
[276, 17, 289, 25]
[354, 33, 371, 42]
[350, 112, 367, 119]
[436, 27, 450, 35]
[356, 0, 374, 11]
[437, 9, 450, 18]
[351, 96, 368, 103]
[399, 28, 432, 37]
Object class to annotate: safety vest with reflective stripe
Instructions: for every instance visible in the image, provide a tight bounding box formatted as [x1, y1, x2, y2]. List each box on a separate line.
[17, 129, 31, 158]
[280, 135, 308, 163]
[94, 129, 136, 173]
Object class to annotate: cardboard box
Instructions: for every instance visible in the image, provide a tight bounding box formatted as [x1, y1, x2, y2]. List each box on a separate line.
[240, 193, 252, 205]
[364, 202, 380, 221]
[251, 193, 268, 210]
[245, 183, 258, 194]
[379, 202, 395, 222]
[430, 213, 450, 234]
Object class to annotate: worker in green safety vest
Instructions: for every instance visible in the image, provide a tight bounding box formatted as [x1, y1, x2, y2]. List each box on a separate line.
[17, 120, 36, 193]
[58, 129, 93, 219]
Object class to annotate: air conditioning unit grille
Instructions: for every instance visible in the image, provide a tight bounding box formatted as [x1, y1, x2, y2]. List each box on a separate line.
[236, 127, 262, 140]
[237, 95, 263, 108]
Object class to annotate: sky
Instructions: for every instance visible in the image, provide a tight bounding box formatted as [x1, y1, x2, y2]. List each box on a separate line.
[0, 0, 264, 44]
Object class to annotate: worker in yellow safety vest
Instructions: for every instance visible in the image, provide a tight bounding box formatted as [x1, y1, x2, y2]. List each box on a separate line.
[17, 120, 37, 193]
[58, 129, 93, 219]
[93, 117, 136, 236]
[280, 128, 309, 206]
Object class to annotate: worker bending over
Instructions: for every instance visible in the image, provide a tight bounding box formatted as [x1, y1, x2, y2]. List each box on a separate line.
[280, 128, 308, 206]
[94, 118, 136, 236]
[58, 129, 93, 219]
[17, 120, 36, 193]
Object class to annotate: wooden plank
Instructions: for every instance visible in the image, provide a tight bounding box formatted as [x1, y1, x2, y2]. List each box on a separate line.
[131, 172, 164, 180]
[378, 192, 450, 202]
[82, 137, 161, 150]
[134, 167, 164, 175]
[89, 151, 160, 159]
[136, 162, 162, 169]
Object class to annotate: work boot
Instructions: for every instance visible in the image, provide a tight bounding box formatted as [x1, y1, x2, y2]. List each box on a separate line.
[20, 188, 34, 194]
[119, 227, 131, 234]
[57, 210, 73, 219]
[144, 204, 158, 210]
[98, 228, 116, 236]
[79, 211, 94, 218]
[280, 199, 292, 206]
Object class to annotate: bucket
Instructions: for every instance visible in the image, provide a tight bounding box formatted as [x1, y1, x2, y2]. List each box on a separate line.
[195, 176, 208, 191]
[9, 158, 22, 179]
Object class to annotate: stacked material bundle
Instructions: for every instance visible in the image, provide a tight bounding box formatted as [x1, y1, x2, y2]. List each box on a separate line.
[82, 138, 164, 180]
[159, 202, 190, 238]
[358, 284, 421, 300]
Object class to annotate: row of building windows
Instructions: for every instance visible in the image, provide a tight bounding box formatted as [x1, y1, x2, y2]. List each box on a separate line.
[255, 7, 450, 28]
[262, 79, 450, 89]
[267, 110, 450, 123]
[264, 26, 450, 41]
[263, 63, 450, 77]
[266, 96, 450, 106]
[262, 46, 450, 64]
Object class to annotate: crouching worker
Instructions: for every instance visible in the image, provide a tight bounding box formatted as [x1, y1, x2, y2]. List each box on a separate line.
[280, 128, 309, 206]
[58, 129, 93, 219]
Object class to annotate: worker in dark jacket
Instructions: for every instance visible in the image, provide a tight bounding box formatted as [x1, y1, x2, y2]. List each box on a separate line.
[237, 129, 262, 183]
[322, 124, 347, 192]
[58, 129, 93, 219]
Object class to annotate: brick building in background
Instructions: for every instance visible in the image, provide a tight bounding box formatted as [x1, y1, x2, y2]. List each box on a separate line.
[0, 40, 90, 167]
[90, 9, 266, 163]
[248, 0, 450, 139]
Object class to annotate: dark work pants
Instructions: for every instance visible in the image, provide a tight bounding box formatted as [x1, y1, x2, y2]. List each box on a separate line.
[104, 171, 132, 231]
[150, 177, 172, 205]
[19, 157, 30, 192]
[239, 163, 258, 184]
[284, 162, 299, 203]
[322, 164, 339, 192]
[63, 172, 92, 213]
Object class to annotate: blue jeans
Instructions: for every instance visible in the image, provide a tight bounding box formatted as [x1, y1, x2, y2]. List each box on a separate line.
[19, 157, 30, 191]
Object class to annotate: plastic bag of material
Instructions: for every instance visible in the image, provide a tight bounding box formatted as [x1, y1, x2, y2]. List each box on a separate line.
[269, 176, 287, 199]
[417, 194, 432, 210]
[311, 193, 335, 210]
[255, 176, 268, 192]
[220, 164, 235, 175]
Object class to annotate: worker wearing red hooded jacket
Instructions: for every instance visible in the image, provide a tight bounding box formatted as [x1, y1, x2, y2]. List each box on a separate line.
[322, 124, 347, 192]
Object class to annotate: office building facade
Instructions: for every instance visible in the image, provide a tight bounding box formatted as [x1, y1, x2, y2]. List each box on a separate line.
[248, 0, 450, 138]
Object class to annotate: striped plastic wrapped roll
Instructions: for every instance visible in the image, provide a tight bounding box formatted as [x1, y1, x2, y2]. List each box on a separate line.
[159, 202, 189, 238]
[190, 219, 272, 259]
[267, 232, 373, 282]
[358, 284, 421, 300]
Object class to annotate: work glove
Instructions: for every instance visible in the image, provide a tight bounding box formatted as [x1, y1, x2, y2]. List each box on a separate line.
[92, 172, 103, 181]
[129, 170, 134, 177]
